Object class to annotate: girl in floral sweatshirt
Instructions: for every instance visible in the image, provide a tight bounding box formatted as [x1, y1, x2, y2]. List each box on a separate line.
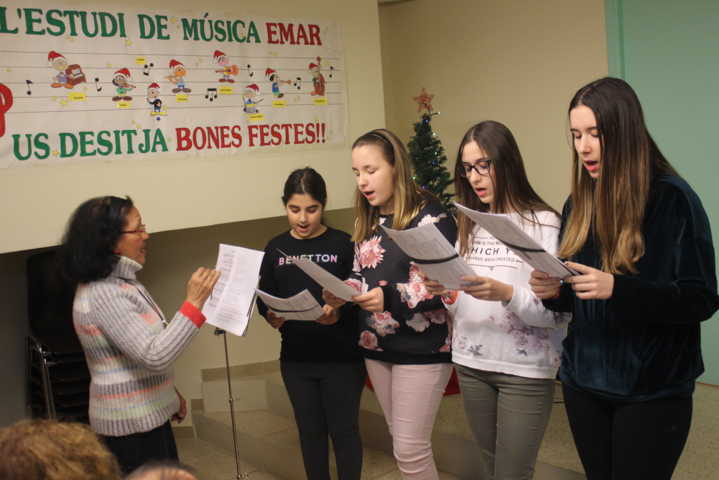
[325, 129, 456, 480]
[424, 121, 569, 480]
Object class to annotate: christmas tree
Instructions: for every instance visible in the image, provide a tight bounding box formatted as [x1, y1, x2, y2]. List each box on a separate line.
[408, 88, 453, 210]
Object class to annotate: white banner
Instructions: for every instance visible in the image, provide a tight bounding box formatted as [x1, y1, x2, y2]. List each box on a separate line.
[0, 3, 346, 168]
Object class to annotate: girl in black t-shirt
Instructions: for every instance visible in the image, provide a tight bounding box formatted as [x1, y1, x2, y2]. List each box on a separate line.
[257, 167, 365, 480]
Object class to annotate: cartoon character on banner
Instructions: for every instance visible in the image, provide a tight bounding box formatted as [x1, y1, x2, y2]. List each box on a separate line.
[0, 82, 13, 138]
[167, 59, 191, 93]
[213, 50, 239, 83]
[146, 82, 164, 120]
[242, 84, 263, 114]
[309, 56, 326, 96]
[111, 68, 135, 102]
[48, 51, 86, 89]
[265, 68, 291, 98]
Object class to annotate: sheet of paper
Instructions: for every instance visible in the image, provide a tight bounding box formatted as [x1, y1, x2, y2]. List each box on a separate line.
[381, 224, 475, 290]
[255, 288, 325, 321]
[453, 202, 577, 278]
[202, 244, 265, 336]
[281, 250, 359, 301]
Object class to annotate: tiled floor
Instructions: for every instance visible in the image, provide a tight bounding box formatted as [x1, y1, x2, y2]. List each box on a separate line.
[177, 435, 280, 480]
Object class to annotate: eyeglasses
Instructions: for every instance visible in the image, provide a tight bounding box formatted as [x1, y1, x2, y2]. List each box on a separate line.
[459, 159, 492, 178]
[121, 224, 147, 235]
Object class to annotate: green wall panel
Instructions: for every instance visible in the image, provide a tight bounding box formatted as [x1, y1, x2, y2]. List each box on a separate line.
[606, 0, 719, 384]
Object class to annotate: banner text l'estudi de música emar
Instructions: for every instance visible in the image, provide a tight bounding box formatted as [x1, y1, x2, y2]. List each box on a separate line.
[0, 4, 347, 168]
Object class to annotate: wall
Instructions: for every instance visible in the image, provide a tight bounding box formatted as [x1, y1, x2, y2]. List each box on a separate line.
[605, 0, 719, 384]
[0, 0, 383, 425]
[379, 0, 608, 211]
[0, 0, 384, 254]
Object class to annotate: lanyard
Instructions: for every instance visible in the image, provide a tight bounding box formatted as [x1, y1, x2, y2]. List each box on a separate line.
[127, 281, 168, 327]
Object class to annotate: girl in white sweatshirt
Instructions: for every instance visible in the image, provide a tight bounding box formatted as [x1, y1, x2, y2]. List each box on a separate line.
[424, 121, 569, 480]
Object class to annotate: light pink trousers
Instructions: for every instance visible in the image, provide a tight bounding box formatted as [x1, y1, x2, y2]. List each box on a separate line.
[365, 359, 453, 480]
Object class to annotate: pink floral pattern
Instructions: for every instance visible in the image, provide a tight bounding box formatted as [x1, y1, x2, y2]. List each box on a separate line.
[407, 313, 430, 332]
[344, 278, 365, 295]
[397, 264, 433, 308]
[356, 236, 385, 269]
[370, 311, 400, 336]
[423, 309, 449, 325]
[359, 330, 379, 350]
[417, 212, 448, 227]
[503, 311, 549, 354]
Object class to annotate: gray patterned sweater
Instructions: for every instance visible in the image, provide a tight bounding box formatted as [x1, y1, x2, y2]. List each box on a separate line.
[73, 256, 205, 436]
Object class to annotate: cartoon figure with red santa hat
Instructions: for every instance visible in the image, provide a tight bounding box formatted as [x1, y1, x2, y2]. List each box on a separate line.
[167, 59, 191, 93]
[147, 82, 163, 116]
[265, 68, 291, 98]
[242, 83, 263, 114]
[111, 68, 135, 102]
[48, 51, 86, 89]
[213, 50, 238, 83]
[308, 56, 325, 96]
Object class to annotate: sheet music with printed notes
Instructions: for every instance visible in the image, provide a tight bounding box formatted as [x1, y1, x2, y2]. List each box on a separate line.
[255, 288, 325, 321]
[453, 202, 577, 279]
[202, 244, 264, 336]
[380, 224, 475, 290]
[280, 250, 359, 301]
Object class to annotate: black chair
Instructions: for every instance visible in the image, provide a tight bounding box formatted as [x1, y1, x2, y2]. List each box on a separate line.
[26, 250, 90, 422]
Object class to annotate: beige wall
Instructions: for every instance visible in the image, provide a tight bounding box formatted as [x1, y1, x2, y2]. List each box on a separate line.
[0, 0, 381, 425]
[379, 0, 608, 210]
[0, 0, 384, 254]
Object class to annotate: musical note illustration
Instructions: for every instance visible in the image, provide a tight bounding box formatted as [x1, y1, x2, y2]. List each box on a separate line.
[247, 64, 254, 78]
[292, 77, 302, 90]
[143, 63, 154, 76]
[26, 80, 33, 95]
[94, 77, 102, 92]
[205, 87, 218, 101]
[329, 66, 334, 79]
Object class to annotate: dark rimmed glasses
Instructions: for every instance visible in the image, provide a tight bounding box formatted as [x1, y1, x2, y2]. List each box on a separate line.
[459, 159, 492, 178]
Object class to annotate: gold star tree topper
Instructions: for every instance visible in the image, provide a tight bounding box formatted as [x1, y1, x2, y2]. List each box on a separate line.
[413, 88, 434, 114]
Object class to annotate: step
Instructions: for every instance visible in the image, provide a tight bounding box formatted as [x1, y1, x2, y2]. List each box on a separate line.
[192, 407, 458, 480]
[261, 371, 583, 479]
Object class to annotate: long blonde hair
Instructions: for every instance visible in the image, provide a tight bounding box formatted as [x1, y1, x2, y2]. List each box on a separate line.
[559, 78, 677, 273]
[351, 129, 426, 242]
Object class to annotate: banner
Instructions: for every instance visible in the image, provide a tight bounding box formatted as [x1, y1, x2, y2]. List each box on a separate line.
[0, 4, 346, 168]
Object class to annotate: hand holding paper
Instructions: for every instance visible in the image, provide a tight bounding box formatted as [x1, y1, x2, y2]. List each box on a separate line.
[280, 249, 358, 301]
[453, 202, 577, 279]
[256, 288, 325, 321]
[380, 224, 474, 290]
[202, 244, 264, 336]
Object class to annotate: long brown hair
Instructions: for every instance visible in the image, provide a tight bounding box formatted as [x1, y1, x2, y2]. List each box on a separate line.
[559, 77, 678, 273]
[351, 129, 426, 242]
[454, 121, 558, 256]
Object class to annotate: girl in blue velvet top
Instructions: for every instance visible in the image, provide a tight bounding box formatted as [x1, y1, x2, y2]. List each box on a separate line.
[530, 77, 719, 480]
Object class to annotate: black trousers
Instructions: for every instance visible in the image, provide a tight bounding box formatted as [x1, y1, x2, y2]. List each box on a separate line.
[102, 420, 178, 475]
[562, 382, 692, 480]
[281, 360, 366, 480]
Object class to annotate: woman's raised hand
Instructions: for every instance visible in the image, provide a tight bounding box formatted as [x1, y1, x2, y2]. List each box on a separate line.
[266, 311, 286, 330]
[529, 270, 561, 299]
[322, 288, 347, 309]
[352, 287, 384, 313]
[564, 261, 614, 300]
[418, 268, 450, 296]
[185, 267, 221, 309]
[460, 275, 513, 302]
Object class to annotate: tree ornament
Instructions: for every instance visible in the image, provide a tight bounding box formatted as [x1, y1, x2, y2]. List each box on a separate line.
[408, 88, 453, 210]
